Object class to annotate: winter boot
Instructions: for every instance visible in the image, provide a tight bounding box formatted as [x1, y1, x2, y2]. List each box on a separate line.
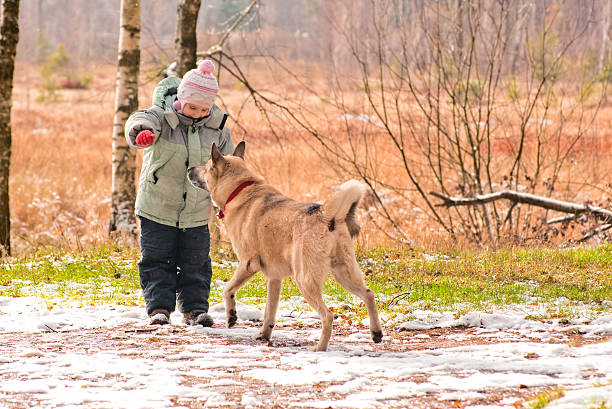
[149, 309, 170, 325]
[184, 309, 214, 327]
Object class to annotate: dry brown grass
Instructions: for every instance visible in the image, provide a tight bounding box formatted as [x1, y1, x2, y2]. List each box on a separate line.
[8, 62, 612, 256]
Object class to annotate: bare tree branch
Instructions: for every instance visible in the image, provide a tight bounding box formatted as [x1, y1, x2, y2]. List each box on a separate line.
[430, 190, 612, 223]
[578, 224, 612, 242]
[547, 214, 580, 225]
[196, 0, 259, 58]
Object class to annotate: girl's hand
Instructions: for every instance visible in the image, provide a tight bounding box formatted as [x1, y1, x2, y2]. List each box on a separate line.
[136, 130, 156, 146]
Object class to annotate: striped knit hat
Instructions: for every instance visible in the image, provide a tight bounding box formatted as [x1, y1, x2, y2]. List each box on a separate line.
[174, 59, 219, 110]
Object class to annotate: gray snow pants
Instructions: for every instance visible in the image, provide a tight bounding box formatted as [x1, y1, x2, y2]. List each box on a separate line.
[138, 216, 212, 316]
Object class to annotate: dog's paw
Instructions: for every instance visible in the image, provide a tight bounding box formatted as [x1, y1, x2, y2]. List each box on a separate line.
[227, 309, 237, 328]
[253, 332, 270, 342]
[371, 330, 383, 343]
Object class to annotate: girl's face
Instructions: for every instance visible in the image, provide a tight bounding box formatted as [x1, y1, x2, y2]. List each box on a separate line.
[182, 103, 211, 119]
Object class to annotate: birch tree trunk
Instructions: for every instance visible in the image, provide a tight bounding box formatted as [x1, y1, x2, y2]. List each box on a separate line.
[109, 0, 140, 239]
[175, 0, 201, 77]
[0, 0, 20, 256]
[599, 0, 611, 73]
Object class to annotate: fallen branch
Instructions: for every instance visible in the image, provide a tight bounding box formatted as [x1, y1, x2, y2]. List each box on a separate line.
[546, 214, 581, 224]
[387, 292, 412, 309]
[578, 224, 612, 243]
[430, 190, 612, 223]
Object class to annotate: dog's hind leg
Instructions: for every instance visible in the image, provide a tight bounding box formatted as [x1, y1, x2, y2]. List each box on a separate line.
[295, 275, 334, 351]
[224, 259, 258, 327]
[331, 258, 383, 344]
[254, 278, 282, 341]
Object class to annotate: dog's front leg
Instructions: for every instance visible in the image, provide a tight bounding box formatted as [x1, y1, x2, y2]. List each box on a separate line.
[223, 262, 256, 327]
[254, 278, 282, 341]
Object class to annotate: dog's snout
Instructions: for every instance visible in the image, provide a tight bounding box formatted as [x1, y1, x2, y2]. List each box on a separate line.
[187, 166, 208, 191]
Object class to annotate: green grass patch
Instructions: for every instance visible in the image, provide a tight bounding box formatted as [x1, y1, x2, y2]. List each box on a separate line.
[358, 243, 612, 304]
[1, 243, 610, 317]
[0, 244, 142, 306]
[527, 387, 565, 408]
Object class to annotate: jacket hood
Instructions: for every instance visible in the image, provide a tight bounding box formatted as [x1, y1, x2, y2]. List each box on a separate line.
[152, 76, 226, 131]
[172, 101, 225, 130]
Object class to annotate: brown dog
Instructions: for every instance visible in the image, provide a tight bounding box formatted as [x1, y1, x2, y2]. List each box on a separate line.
[187, 141, 383, 351]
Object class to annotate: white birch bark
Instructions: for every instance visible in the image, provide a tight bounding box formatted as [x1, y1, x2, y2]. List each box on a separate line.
[599, 0, 611, 73]
[109, 0, 140, 239]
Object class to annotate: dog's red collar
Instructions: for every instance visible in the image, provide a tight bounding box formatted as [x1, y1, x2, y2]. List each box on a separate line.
[216, 181, 255, 219]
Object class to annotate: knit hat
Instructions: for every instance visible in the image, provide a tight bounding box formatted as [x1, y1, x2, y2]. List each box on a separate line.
[174, 59, 219, 111]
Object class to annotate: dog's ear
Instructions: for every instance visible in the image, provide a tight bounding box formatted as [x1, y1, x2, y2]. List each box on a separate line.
[232, 141, 246, 159]
[211, 143, 226, 166]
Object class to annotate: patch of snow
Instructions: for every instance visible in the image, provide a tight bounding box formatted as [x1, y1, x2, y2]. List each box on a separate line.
[392, 305, 610, 338]
[545, 383, 612, 409]
[438, 391, 487, 401]
[291, 397, 382, 408]
[208, 301, 263, 322]
[241, 394, 259, 407]
[325, 378, 372, 394]
[1, 293, 611, 408]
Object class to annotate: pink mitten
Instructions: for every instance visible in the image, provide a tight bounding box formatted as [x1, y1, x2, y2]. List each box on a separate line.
[136, 130, 156, 146]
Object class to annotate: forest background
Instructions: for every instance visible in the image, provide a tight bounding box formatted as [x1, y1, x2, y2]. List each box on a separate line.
[6, 0, 612, 255]
[1, 4, 611, 406]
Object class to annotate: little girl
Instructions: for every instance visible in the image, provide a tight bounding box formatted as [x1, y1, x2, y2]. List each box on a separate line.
[125, 60, 234, 326]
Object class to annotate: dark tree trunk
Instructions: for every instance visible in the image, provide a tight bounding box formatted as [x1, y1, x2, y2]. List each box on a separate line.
[175, 0, 202, 77]
[0, 0, 20, 256]
[109, 0, 140, 240]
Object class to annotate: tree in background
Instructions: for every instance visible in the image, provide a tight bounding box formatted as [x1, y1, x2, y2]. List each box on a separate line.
[175, 0, 202, 77]
[9, 0, 612, 68]
[216, 0, 258, 31]
[0, 0, 20, 256]
[109, 0, 140, 240]
[217, 0, 610, 245]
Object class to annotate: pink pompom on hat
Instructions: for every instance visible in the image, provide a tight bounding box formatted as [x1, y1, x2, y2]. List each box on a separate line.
[174, 59, 219, 111]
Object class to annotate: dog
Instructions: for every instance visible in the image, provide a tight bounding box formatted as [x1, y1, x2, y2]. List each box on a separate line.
[187, 141, 383, 351]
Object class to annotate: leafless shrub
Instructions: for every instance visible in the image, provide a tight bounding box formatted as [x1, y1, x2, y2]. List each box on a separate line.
[212, 0, 610, 246]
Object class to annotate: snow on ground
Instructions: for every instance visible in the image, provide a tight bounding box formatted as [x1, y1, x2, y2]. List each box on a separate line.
[1, 295, 611, 408]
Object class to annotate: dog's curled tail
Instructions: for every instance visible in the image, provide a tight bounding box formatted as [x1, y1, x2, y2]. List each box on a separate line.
[321, 180, 366, 238]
